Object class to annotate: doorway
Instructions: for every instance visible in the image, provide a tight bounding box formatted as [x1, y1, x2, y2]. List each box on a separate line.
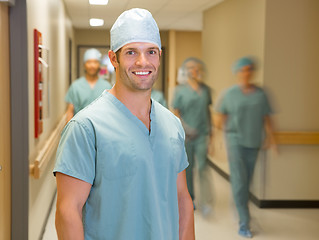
[0, 3, 11, 240]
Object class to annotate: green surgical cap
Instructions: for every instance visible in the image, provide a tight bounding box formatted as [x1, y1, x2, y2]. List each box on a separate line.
[232, 57, 256, 74]
[83, 48, 102, 63]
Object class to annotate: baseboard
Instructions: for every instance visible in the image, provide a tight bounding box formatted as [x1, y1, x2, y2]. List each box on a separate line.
[208, 159, 319, 209]
[39, 189, 57, 240]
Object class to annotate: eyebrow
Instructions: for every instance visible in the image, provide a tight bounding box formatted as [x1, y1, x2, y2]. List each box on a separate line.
[123, 47, 159, 51]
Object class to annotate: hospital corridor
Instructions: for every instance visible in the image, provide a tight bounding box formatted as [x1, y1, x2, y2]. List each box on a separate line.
[1, 0, 319, 240]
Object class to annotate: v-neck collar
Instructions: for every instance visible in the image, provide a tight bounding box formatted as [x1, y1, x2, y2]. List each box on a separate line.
[84, 77, 100, 90]
[105, 91, 156, 137]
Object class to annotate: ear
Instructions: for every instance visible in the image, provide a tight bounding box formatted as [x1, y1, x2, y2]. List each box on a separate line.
[108, 50, 119, 68]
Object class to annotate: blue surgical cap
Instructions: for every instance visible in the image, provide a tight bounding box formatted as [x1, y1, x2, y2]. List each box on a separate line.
[83, 48, 102, 63]
[232, 56, 256, 74]
[110, 8, 161, 52]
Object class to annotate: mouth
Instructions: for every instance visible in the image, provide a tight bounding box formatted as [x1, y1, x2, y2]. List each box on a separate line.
[133, 71, 152, 76]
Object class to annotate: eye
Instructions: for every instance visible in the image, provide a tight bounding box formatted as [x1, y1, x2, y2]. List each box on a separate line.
[126, 50, 135, 55]
[149, 50, 158, 55]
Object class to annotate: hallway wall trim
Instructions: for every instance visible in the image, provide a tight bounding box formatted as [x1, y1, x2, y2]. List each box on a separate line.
[208, 160, 319, 209]
[9, 0, 29, 239]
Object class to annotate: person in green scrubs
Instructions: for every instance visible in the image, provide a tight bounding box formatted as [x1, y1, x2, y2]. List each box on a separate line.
[173, 57, 213, 216]
[151, 89, 167, 107]
[215, 56, 277, 238]
[65, 48, 112, 122]
[54, 8, 195, 240]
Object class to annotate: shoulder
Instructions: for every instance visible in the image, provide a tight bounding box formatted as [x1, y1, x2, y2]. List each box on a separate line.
[154, 101, 183, 131]
[221, 85, 238, 98]
[73, 92, 110, 124]
[98, 78, 112, 88]
[175, 84, 188, 92]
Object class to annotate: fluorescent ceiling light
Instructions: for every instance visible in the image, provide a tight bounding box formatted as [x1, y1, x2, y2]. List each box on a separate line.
[90, 18, 104, 27]
[89, 0, 108, 5]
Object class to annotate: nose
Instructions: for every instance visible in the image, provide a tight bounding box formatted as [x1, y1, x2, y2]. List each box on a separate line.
[135, 53, 148, 66]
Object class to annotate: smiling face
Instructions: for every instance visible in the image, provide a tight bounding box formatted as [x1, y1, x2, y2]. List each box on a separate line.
[109, 42, 161, 92]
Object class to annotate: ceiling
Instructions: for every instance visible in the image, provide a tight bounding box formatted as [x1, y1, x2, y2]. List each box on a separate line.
[63, 0, 224, 31]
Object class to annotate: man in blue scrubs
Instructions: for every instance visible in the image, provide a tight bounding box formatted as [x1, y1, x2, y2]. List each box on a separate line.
[173, 58, 213, 216]
[65, 48, 112, 122]
[54, 8, 195, 240]
[215, 56, 277, 238]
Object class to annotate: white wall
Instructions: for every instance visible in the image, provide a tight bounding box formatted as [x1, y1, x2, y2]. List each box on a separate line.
[203, 0, 319, 201]
[27, 0, 74, 239]
[262, 0, 319, 200]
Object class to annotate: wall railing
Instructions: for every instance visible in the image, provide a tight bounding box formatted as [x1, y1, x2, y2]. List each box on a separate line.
[29, 114, 66, 179]
[275, 132, 319, 145]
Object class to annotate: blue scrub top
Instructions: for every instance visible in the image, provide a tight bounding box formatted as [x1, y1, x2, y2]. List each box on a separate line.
[65, 77, 112, 114]
[216, 85, 272, 148]
[54, 91, 189, 240]
[173, 82, 212, 136]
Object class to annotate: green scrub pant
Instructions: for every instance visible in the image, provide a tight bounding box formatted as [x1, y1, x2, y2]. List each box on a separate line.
[185, 135, 213, 206]
[226, 143, 259, 227]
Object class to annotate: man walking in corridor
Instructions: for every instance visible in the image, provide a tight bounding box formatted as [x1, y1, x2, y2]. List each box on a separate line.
[54, 8, 194, 240]
[65, 48, 112, 122]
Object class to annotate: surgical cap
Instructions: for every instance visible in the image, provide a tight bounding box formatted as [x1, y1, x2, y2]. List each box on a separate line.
[83, 48, 102, 63]
[110, 8, 161, 52]
[232, 56, 256, 74]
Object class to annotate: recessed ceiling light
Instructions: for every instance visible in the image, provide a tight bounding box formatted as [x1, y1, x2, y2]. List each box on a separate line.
[89, 0, 108, 5]
[90, 18, 104, 27]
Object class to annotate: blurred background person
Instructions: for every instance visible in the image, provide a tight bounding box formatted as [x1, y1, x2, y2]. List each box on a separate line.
[172, 57, 214, 216]
[65, 48, 112, 122]
[151, 89, 167, 107]
[214, 56, 277, 238]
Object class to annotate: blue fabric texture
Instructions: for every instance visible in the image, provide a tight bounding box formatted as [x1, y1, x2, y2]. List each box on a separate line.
[54, 91, 188, 240]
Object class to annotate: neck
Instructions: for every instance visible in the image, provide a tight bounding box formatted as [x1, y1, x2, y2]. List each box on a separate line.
[109, 81, 152, 130]
[188, 78, 200, 90]
[85, 74, 98, 83]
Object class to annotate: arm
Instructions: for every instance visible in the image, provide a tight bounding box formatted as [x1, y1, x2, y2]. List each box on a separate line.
[213, 112, 227, 130]
[66, 103, 74, 123]
[263, 115, 278, 153]
[55, 173, 92, 240]
[177, 170, 195, 240]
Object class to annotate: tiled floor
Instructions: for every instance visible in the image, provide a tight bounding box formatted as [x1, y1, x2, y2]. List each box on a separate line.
[42, 168, 319, 239]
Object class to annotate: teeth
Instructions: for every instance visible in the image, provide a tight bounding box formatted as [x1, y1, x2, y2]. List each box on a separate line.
[135, 71, 150, 75]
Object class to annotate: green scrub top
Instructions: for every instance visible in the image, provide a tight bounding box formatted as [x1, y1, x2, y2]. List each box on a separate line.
[54, 91, 189, 240]
[173, 83, 212, 136]
[216, 85, 272, 148]
[65, 77, 112, 114]
[151, 89, 167, 108]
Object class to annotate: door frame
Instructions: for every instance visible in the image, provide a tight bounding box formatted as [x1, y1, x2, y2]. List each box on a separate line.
[9, 0, 29, 239]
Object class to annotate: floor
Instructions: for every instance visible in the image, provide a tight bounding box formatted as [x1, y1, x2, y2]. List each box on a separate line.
[42, 168, 319, 240]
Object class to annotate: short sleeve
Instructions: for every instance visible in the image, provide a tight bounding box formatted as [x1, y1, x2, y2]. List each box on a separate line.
[175, 120, 189, 173]
[177, 144, 189, 173]
[65, 84, 75, 104]
[262, 91, 273, 116]
[172, 87, 182, 110]
[54, 120, 96, 184]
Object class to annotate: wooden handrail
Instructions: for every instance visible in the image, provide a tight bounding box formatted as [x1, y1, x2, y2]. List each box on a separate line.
[274, 132, 319, 145]
[29, 114, 66, 179]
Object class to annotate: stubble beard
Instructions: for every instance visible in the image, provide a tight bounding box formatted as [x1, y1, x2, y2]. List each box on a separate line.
[119, 65, 159, 92]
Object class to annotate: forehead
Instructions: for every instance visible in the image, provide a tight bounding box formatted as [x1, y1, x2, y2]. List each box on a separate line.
[186, 61, 202, 68]
[121, 42, 160, 51]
